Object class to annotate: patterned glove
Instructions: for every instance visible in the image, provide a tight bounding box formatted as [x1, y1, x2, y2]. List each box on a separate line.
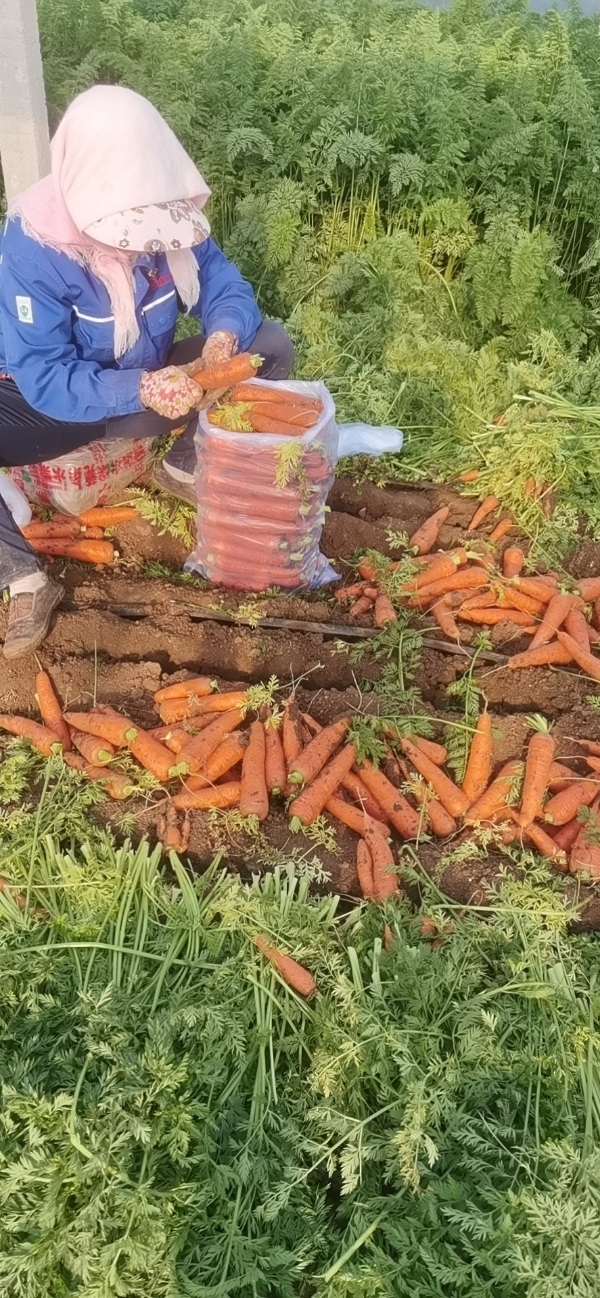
[201, 330, 237, 367]
[139, 366, 203, 419]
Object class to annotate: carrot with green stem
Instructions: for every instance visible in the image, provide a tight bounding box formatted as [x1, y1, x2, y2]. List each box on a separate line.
[461, 710, 493, 806]
[253, 934, 316, 997]
[154, 677, 217, 703]
[467, 495, 499, 531]
[179, 708, 245, 772]
[69, 727, 115, 765]
[410, 549, 468, 590]
[529, 593, 584, 650]
[356, 839, 375, 900]
[363, 813, 398, 901]
[0, 714, 63, 757]
[290, 743, 356, 825]
[503, 547, 525, 578]
[356, 758, 421, 838]
[172, 782, 242, 812]
[63, 753, 136, 800]
[127, 730, 188, 782]
[555, 630, 600, 682]
[464, 760, 523, 824]
[287, 718, 349, 786]
[408, 506, 450, 555]
[400, 738, 470, 818]
[239, 720, 269, 820]
[192, 352, 262, 390]
[63, 709, 136, 748]
[518, 716, 555, 826]
[185, 731, 248, 791]
[35, 670, 71, 750]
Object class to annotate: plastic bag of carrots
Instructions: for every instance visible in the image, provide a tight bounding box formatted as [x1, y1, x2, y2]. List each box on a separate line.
[185, 379, 339, 592]
[9, 437, 154, 516]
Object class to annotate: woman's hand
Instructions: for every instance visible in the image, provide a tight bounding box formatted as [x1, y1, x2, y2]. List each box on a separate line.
[201, 330, 237, 367]
[139, 366, 203, 419]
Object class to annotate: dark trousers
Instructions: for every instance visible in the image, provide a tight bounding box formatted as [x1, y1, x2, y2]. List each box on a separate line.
[0, 321, 293, 588]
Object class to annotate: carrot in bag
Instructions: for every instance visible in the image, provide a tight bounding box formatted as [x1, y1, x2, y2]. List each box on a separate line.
[408, 506, 450, 555]
[35, 670, 71, 750]
[246, 411, 306, 437]
[248, 402, 319, 428]
[239, 720, 269, 820]
[254, 934, 316, 997]
[0, 714, 64, 757]
[231, 382, 323, 411]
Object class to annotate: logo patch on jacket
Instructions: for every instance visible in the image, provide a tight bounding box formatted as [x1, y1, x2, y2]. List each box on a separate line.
[16, 296, 34, 324]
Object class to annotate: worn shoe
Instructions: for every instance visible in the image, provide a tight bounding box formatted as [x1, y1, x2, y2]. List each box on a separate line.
[3, 578, 63, 660]
[152, 459, 196, 508]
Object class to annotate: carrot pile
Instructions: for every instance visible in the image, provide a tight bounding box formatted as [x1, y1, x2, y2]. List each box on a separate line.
[208, 380, 324, 439]
[18, 505, 139, 563]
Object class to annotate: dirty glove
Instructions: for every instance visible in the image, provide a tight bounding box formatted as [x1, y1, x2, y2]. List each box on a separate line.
[139, 366, 203, 419]
[180, 330, 237, 381]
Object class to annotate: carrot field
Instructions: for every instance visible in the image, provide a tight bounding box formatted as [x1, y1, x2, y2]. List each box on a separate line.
[4, 1, 600, 1294]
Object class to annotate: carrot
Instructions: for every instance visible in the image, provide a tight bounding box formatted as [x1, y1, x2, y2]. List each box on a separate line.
[334, 582, 367, 602]
[158, 698, 217, 725]
[457, 469, 480, 483]
[357, 557, 377, 582]
[429, 596, 460, 639]
[76, 506, 138, 526]
[350, 595, 375, 619]
[127, 731, 186, 782]
[594, 597, 600, 631]
[282, 698, 304, 767]
[464, 760, 523, 823]
[356, 759, 421, 838]
[179, 708, 245, 771]
[290, 743, 356, 825]
[555, 630, 600, 682]
[287, 718, 348, 786]
[461, 711, 493, 806]
[192, 691, 248, 714]
[63, 753, 136, 800]
[254, 934, 316, 997]
[246, 411, 306, 437]
[458, 607, 533, 626]
[518, 717, 555, 826]
[35, 670, 71, 750]
[249, 402, 319, 428]
[264, 721, 287, 796]
[69, 727, 115, 765]
[400, 763, 457, 836]
[550, 817, 582, 852]
[22, 520, 81, 539]
[412, 549, 467, 590]
[521, 819, 568, 865]
[374, 594, 396, 627]
[584, 756, 600, 774]
[409, 506, 450, 555]
[459, 589, 496, 611]
[154, 677, 217, 703]
[570, 804, 600, 878]
[412, 736, 447, 766]
[467, 495, 499, 531]
[341, 769, 388, 823]
[325, 794, 366, 834]
[27, 538, 114, 564]
[400, 738, 469, 818]
[193, 352, 262, 391]
[548, 761, 580, 791]
[508, 641, 574, 670]
[575, 577, 600, 602]
[363, 813, 398, 900]
[410, 569, 488, 604]
[503, 547, 525, 578]
[511, 576, 557, 602]
[543, 779, 599, 825]
[239, 720, 269, 820]
[564, 607, 591, 652]
[356, 839, 375, 900]
[64, 710, 136, 747]
[172, 781, 242, 812]
[575, 739, 600, 757]
[488, 517, 513, 544]
[529, 593, 583, 650]
[185, 731, 248, 791]
[0, 713, 63, 757]
[499, 588, 545, 618]
[231, 382, 323, 410]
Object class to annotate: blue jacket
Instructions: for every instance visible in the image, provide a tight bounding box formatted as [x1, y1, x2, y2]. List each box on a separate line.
[0, 217, 261, 423]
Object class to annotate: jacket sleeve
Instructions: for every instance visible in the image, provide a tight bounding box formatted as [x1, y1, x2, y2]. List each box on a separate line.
[0, 251, 144, 423]
[190, 238, 261, 350]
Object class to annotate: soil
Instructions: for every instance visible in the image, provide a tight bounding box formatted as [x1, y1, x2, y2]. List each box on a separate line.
[4, 474, 600, 929]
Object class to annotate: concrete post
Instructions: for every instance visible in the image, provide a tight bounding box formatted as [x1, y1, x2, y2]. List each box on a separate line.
[0, 0, 50, 204]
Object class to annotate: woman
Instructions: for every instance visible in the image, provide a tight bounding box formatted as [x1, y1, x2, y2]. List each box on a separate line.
[0, 85, 293, 659]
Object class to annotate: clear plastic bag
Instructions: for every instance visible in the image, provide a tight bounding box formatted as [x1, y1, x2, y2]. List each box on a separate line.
[0, 471, 32, 526]
[337, 423, 403, 457]
[185, 379, 339, 591]
[9, 438, 154, 517]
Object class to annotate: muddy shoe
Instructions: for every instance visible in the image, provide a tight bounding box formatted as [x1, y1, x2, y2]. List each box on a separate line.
[3, 578, 63, 660]
[152, 459, 196, 508]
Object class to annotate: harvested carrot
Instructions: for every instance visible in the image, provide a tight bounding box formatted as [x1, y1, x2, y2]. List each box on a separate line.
[467, 495, 499, 531]
[230, 381, 323, 411]
[35, 670, 71, 751]
[401, 763, 457, 836]
[22, 520, 80, 539]
[28, 538, 114, 564]
[249, 402, 319, 428]
[342, 769, 388, 823]
[158, 698, 217, 725]
[325, 794, 365, 835]
[461, 711, 492, 806]
[69, 727, 115, 765]
[254, 934, 316, 997]
[350, 595, 375, 619]
[282, 698, 304, 767]
[570, 804, 600, 878]
[499, 587, 545, 618]
[264, 720, 287, 795]
[518, 717, 555, 826]
[128, 731, 186, 782]
[529, 593, 583, 650]
[357, 557, 377, 582]
[191, 691, 248, 714]
[172, 781, 242, 812]
[503, 547, 525, 578]
[430, 596, 460, 639]
[564, 607, 591, 652]
[409, 506, 450, 555]
[521, 819, 568, 865]
[179, 708, 245, 772]
[64, 710, 136, 747]
[63, 753, 136, 800]
[584, 756, 600, 774]
[193, 352, 262, 391]
[290, 743, 356, 825]
[543, 779, 599, 825]
[594, 597, 600, 631]
[457, 469, 480, 483]
[357, 759, 421, 839]
[460, 589, 496, 611]
[575, 577, 600, 602]
[458, 607, 532, 627]
[508, 641, 573, 670]
[410, 569, 488, 605]
[185, 731, 248, 791]
[412, 549, 467, 590]
[511, 576, 557, 602]
[555, 630, 600, 682]
[0, 714, 63, 757]
[334, 582, 366, 602]
[356, 839, 375, 900]
[76, 506, 138, 526]
[363, 813, 398, 901]
[400, 738, 469, 819]
[239, 721, 269, 820]
[413, 736, 448, 767]
[154, 677, 217, 703]
[247, 411, 306, 437]
[575, 739, 600, 757]
[464, 760, 523, 823]
[550, 817, 582, 852]
[488, 517, 513, 544]
[288, 718, 348, 786]
[548, 761, 579, 791]
[374, 594, 396, 627]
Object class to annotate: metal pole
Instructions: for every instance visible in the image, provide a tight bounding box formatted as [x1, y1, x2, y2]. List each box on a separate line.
[0, 0, 50, 204]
